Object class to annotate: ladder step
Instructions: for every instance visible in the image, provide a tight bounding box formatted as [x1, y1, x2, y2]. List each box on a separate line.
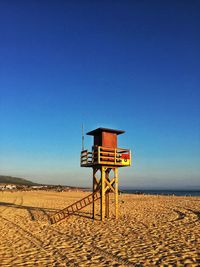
[50, 190, 101, 224]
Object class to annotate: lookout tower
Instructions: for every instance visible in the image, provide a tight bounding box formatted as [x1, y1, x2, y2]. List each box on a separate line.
[81, 127, 131, 221]
[50, 127, 131, 224]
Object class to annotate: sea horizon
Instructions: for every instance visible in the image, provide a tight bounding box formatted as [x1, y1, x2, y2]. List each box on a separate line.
[121, 188, 200, 197]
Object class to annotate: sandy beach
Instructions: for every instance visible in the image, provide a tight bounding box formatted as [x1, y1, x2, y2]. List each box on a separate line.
[0, 191, 199, 266]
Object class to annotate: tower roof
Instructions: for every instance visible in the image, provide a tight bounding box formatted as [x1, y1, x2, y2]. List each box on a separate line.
[87, 127, 125, 136]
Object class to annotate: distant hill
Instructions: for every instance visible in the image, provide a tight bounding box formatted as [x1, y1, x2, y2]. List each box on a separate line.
[0, 175, 38, 186]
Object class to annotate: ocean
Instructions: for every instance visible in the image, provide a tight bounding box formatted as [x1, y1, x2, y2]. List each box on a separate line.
[122, 189, 200, 197]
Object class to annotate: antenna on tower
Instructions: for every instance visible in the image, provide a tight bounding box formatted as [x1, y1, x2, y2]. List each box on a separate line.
[82, 124, 84, 151]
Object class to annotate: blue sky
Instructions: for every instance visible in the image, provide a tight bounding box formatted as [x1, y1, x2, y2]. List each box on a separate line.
[0, 0, 199, 189]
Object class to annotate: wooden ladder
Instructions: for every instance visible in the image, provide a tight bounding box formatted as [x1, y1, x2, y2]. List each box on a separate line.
[50, 190, 101, 224]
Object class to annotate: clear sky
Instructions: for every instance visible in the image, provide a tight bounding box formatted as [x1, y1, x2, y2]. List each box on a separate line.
[0, 0, 199, 189]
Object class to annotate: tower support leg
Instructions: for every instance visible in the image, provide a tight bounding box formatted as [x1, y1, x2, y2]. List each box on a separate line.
[101, 166, 106, 222]
[105, 192, 110, 218]
[92, 168, 96, 219]
[93, 166, 119, 221]
[105, 168, 110, 219]
[114, 167, 119, 219]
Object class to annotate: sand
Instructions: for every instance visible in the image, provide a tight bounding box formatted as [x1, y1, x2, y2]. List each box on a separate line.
[0, 191, 199, 266]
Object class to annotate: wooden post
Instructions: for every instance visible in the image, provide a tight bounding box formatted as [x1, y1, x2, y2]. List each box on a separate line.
[92, 167, 96, 219]
[101, 166, 105, 221]
[98, 146, 100, 164]
[105, 192, 109, 218]
[105, 168, 110, 219]
[114, 167, 119, 219]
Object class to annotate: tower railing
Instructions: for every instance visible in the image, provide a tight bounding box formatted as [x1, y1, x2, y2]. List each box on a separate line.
[81, 146, 131, 167]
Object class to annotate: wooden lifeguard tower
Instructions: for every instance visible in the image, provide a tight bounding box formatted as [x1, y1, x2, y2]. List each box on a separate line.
[50, 127, 131, 224]
[81, 128, 131, 221]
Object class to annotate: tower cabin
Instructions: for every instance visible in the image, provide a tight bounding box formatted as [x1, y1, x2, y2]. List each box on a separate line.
[81, 128, 131, 167]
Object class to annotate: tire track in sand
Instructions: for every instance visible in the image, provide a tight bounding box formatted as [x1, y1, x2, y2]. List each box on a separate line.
[0, 197, 18, 215]
[0, 197, 80, 267]
[11, 201, 126, 266]
[51, 226, 135, 266]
